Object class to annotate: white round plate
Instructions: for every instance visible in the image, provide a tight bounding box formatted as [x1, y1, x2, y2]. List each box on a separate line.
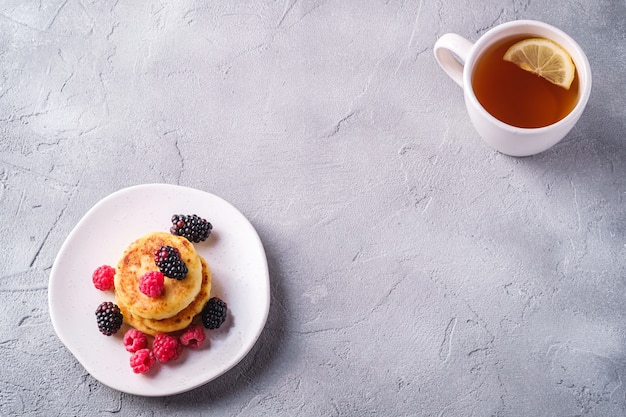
[49, 184, 270, 396]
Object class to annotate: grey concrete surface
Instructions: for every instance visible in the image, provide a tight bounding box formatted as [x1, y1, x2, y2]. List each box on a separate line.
[1, 0, 626, 416]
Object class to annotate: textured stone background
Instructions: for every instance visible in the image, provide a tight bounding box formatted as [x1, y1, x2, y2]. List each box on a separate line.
[1, 1, 626, 416]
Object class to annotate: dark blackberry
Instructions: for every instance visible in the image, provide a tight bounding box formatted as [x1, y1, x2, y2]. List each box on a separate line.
[170, 214, 213, 243]
[95, 301, 123, 336]
[154, 245, 188, 280]
[201, 297, 228, 330]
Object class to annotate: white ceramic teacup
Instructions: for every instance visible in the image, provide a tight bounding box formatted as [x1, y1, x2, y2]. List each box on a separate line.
[433, 20, 592, 157]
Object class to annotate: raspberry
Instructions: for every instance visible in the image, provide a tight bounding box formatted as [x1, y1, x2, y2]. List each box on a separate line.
[180, 325, 206, 349]
[130, 349, 155, 374]
[92, 265, 115, 291]
[170, 214, 213, 243]
[154, 246, 188, 280]
[95, 301, 123, 336]
[201, 297, 227, 330]
[123, 329, 148, 353]
[139, 271, 164, 297]
[152, 333, 182, 363]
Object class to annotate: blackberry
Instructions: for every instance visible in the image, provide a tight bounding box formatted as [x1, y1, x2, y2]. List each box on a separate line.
[95, 301, 123, 336]
[201, 297, 228, 330]
[154, 245, 188, 280]
[170, 214, 213, 243]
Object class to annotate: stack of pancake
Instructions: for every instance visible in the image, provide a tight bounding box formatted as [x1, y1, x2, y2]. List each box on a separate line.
[114, 232, 211, 336]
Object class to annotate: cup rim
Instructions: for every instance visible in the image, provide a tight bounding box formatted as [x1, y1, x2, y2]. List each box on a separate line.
[463, 20, 592, 134]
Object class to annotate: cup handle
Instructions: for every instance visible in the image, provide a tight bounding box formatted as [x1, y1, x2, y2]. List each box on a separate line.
[433, 33, 474, 89]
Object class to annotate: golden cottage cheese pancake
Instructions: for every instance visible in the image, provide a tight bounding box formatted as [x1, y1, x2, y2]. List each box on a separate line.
[115, 232, 203, 320]
[119, 257, 212, 336]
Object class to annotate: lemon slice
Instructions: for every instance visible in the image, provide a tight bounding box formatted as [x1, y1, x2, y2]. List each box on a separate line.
[503, 37, 576, 89]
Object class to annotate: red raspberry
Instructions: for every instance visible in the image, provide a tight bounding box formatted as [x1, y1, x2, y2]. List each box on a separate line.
[92, 265, 115, 291]
[152, 333, 182, 363]
[179, 325, 206, 349]
[130, 349, 155, 374]
[139, 271, 164, 297]
[123, 329, 148, 353]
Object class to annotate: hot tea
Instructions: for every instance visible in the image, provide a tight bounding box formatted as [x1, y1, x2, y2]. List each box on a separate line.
[472, 35, 579, 128]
